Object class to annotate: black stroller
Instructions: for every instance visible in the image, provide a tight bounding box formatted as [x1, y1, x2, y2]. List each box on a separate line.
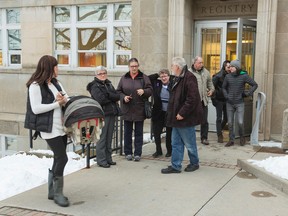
[63, 95, 104, 167]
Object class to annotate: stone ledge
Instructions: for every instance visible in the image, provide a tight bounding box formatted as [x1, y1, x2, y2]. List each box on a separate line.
[237, 159, 288, 195]
[0, 113, 25, 122]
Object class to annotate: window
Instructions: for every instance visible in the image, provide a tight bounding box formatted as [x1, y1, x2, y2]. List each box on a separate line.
[54, 4, 131, 69]
[0, 8, 21, 67]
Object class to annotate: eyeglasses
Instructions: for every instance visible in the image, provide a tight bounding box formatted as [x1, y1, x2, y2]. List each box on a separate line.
[129, 65, 139, 68]
[97, 72, 107, 76]
[160, 75, 169, 79]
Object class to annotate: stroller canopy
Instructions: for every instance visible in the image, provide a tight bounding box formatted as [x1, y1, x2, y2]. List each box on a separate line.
[63, 95, 104, 127]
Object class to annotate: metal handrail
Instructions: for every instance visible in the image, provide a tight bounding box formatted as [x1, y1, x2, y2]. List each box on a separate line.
[250, 92, 266, 145]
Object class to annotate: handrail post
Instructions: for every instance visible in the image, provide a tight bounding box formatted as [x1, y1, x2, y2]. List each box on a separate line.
[29, 129, 33, 149]
[1, 135, 6, 158]
[250, 92, 266, 145]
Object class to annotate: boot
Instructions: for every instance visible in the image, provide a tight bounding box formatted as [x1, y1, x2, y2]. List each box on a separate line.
[48, 170, 68, 201]
[53, 176, 70, 207]
[217, 134, 224, 143]
[225, 140, 234, 147]
[240, 136, 246, 146]
[48, 169, 54, 200]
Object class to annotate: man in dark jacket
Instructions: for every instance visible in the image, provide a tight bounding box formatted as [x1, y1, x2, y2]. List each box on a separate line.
[212, 60, 231, 143]
[161, 57, 202, 174]
[222, 59, 258, 147]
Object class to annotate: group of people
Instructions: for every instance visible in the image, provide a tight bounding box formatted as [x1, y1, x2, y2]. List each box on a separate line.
[24, 54, 258, 207]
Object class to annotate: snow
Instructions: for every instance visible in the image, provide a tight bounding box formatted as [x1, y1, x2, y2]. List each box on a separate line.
[0, 150, 95, 201]
[248, 141, 288, 180]
[0, 133, 153, 201]
[248, 155, 288, 180]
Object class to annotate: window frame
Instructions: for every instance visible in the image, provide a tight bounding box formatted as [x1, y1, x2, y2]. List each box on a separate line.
[53, 4, 131, 70]
[0, 8, 21, 68]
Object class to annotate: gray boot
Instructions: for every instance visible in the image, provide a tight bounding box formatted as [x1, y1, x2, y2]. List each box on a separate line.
[53, 176, 70, 207]
[48, 169, 54, 200]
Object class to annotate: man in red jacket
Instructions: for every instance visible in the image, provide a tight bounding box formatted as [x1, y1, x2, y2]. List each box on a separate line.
[161, 57, 203, 174]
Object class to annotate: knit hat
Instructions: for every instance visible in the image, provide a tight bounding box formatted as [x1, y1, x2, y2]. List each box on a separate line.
[230, 59, 241, 70]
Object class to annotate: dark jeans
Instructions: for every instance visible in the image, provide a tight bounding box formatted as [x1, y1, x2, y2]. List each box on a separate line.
[152, 111, 172, 154]
[201, 102, 209, 140]
[226, 102, 245, 141]
[215, 100, 228, 136]
[96, 115, 115, 165]
[46, 135, 68, 177]
[124, 120, 144, 156]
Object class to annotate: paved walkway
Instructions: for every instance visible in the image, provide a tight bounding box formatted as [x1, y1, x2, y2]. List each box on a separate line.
[1, 132, 288, 216]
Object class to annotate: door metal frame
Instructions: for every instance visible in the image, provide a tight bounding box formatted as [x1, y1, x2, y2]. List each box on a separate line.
[194, 22, 227, 66]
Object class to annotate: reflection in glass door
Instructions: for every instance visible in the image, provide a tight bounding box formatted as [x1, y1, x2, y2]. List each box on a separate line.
[240, 19, 256, 78]
[227, 18, 256, 77]
[194, 23, 226, 76]
[201, 28, 221, 76]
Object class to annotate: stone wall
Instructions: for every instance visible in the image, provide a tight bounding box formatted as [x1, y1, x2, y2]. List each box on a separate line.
[272, 0, 288, 134]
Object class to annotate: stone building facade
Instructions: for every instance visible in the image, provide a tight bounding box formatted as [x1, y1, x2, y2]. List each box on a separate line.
[0, 0, 287, 141]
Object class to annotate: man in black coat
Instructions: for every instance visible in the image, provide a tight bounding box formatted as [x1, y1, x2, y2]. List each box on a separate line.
[161, 57, 202, 174]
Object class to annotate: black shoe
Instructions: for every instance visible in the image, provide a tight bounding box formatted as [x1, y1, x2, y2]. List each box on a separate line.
[108, 161, 116, 165]
[201, 139, 209, 145]
[98, 163, 110, 168]
[240, 136, 246, 146]
[225, 141, 234, 147]
[217, 134, 224, 143]
[184, 164, 199, 172]
[161, 166, 181, 174]
[165, 153, 171, 157]
[152, 152, 163, 158]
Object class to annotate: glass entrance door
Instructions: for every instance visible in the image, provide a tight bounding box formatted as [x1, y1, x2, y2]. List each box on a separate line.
[194, 19, 257, 134]
[194, 22, 227, 76]
[195, 19, 256, 76]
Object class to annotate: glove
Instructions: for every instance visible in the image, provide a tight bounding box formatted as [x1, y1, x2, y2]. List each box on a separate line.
[242, 92, 249, 98]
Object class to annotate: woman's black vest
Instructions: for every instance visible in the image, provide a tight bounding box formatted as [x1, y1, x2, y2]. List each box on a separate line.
[24, 83, 55, 133]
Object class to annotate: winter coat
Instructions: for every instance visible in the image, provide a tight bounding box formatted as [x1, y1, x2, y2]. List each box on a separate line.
[166, 66, 203, 128]
[222, 70, 258, 105]
[87, 77, 120, 116]
[189, 66, 215, 106]
[24, 83, 55, 133]
[116, 70, 153, 122]
[212, 69, 229, 102]
[148, 73, 171, 121]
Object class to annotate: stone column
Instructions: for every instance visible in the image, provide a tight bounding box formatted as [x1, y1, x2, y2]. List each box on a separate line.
[253, 0, 278, 140]
[132, 0, 169, 73]
[282, 109, 288, 149]
[167, 0, 193, 64]
[21, 6, 53, 68]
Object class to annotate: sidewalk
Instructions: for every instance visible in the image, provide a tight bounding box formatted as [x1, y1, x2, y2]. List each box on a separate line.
[1, 132, 288, 216]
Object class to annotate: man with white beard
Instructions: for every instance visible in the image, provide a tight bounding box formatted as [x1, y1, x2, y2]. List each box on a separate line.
[161, 57, 203, 174]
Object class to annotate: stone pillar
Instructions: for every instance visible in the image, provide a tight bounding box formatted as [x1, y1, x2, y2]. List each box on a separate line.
[167, 0, 193, 64]
[21, 6, 53, 68]
[132, 0, 169, 73]
[282, 109, 288, 149]
[253, 0, 278, 140]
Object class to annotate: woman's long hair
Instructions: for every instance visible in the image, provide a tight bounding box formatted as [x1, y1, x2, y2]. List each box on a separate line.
[221, 60, 230, 71]
[26, 55, 58, 87]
